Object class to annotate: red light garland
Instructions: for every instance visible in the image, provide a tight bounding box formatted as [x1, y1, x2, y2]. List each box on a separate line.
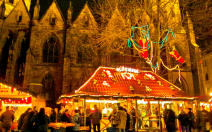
[0, 97, 32, 104]
[0, 83, 32, 104]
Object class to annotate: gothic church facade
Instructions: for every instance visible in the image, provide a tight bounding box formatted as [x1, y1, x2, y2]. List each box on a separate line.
[0, 0, 201, 106]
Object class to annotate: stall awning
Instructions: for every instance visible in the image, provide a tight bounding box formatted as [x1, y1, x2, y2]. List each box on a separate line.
[0, 83, 32, 104]
[61, 66, 193, 100]
[197, 95, 212, 102]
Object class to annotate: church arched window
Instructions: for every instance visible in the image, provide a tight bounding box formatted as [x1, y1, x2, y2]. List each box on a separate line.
[174, 76, 188, 91]
[49, 14, 56, 26]
[43, 36, 59, 63]
[0, 31, 14, 79]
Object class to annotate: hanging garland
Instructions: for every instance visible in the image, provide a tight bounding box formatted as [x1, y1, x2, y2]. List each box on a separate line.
[128, 25, 185, 82]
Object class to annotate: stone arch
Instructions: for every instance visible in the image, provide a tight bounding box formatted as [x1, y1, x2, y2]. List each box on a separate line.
[42, 34, 60, 63]
[41, 73, 56, 107]
[174, 75, 189, 92]
[14, 59, 24, 85]
[0, 31, 15, 79]
[14, 33, 29, 85]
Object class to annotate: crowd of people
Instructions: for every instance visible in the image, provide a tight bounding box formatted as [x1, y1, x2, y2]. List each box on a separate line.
[163, 106, 212, 132]
[0, 106, 50, 132]
[0, 104, 212, 132]
[104, 105, 212, 132]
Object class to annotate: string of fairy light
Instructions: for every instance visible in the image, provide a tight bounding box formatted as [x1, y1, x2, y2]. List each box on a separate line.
[128, 25, 184, 82]
[0, 83, 32, 105]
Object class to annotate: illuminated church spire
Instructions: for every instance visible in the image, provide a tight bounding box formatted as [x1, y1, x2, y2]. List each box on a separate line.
[67, 0, 72, 24]
[0, 0, 5, 19]
[33, 0, 40, 20]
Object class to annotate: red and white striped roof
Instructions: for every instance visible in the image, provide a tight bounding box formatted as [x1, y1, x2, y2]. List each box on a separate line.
[72, 66, 187, 98]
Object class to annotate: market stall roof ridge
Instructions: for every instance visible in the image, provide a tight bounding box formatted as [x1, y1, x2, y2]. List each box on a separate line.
[0, 82, 32, 99]
[62, 66, 194, 100]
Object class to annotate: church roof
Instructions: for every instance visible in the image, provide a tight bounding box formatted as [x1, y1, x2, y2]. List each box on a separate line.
[60, 66, 193, 100]
[29, 0, 90, 21]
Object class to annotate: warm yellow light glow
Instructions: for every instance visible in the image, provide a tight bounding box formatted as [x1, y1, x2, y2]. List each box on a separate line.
[104, 70, 113, 78]
[144, 73, 156, 80]
[137, 100, 172, 104]
[200, 103, 210, 107]
[3, 103, 32, 107]
[86, 100, 118, 103]
[102, 107, 113, 115]
[121, 73, 136, 80]
[210, 93, 212, 96]
[116, 66, 140, 73]
[102, 81, 110, 87]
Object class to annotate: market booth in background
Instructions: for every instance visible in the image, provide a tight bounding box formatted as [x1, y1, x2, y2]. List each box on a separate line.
[0, 82, 33, 121]
[196, 95, 212, 111]
[58, 66, 196, 131]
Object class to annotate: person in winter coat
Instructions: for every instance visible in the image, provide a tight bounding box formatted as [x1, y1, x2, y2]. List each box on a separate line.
[50, 108, 57, 122]
[34, 108, 49, 132]
[86, 106, 92, 132]
[164, 108, 176, 132]
[109, 108, 119, 128]
[18, 108, 32, 130]
[187, 108, 195, 132]
[61, 109, 71, 123]
[91, 104, 102, 132]
[116, 106, 127, 132]
[130, 106, 136, 131]
[21, 111, 35, 132]
[178, 110, 188, 132]
[72, 110, 81, 132]
[0, 106, 15, 132]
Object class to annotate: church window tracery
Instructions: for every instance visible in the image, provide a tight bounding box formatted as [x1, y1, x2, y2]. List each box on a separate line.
[43, 36, 59, 63]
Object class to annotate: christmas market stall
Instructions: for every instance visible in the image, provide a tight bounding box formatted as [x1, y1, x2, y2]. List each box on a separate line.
[58, 66, 196, 131]
[196, 95, 212, 111]
[0, 82, 33, 120]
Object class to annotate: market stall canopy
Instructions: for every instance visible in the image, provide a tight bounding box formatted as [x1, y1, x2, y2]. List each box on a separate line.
[61, 66, 193, 100]
[0, 83, 32, 104]
[197, 95, 212, 102]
